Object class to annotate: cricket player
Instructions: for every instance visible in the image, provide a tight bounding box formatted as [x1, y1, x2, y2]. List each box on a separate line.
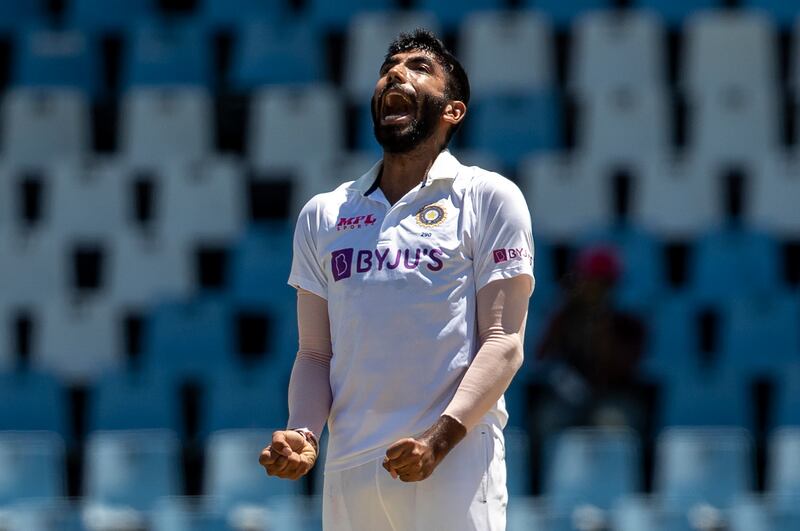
[259, 29, 534, 531]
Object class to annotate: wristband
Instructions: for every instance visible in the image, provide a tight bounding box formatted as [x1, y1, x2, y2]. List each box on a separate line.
[292, 427, 319, 455]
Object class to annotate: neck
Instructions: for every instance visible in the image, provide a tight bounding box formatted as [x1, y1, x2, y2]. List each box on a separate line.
[380, 139, 443, 205]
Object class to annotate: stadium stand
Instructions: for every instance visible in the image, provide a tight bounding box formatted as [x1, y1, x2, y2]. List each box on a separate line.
[0, 1, 798, 527]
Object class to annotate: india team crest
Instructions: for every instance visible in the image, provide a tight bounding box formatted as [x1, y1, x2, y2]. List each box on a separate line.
[415, 203, 447, 227]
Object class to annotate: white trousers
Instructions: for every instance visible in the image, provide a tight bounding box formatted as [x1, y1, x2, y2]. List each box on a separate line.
[322, 423, 507, 531]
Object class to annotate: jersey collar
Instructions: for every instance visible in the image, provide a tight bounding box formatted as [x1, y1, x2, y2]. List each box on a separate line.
[351, 149, 462, 197]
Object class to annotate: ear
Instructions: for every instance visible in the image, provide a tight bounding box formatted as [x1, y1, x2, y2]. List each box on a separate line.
[442, 100, 467, 127]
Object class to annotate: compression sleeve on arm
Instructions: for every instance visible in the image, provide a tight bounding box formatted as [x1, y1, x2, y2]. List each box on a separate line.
[286, 289, 333, 438]
[441, 275, 531, 431]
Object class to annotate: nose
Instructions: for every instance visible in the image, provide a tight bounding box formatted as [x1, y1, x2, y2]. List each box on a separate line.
[385, 63, 407, 85]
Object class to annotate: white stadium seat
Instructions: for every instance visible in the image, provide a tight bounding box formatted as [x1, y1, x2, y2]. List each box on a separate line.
[120, 87, 213, 168]
[578, 88, 671, 167]
[688, 87, 779, 169]
[519, 153, 611, 240]
[47, 163, 128, 240]
[344, 11, 441, 102]
[32, 297, 122, 384]
[459, 10, 554, 97]
[631, 156, 723, 239]
[1, 88, 90, 168]
[248, 84, 344, 174]
[107, 230, 193, 310]
[570, 9, 665, 94]
[748, 155, 800, 237]
[682, 10, 777, 93]
[294, 152, 377, 218]
[0, 228, 64, 307]
[158, 159, 244, 246]
[0, 301, 13, 371]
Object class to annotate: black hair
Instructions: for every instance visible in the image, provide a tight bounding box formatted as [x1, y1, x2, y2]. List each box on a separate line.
[384, 28, 470, 144]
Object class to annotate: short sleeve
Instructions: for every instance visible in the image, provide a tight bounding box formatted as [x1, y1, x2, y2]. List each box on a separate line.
[288, 197, 328, 300]
[471, 176, 535, 296]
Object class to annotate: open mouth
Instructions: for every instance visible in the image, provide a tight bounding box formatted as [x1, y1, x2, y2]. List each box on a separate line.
[380, 90, 415, 125]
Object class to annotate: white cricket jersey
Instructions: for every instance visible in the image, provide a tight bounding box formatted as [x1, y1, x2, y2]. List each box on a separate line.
[288, 150, 534, 472]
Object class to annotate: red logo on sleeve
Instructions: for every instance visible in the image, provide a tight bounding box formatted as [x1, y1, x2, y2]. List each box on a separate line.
[493, 247, 531, 264]
[493, 249, 508, 263]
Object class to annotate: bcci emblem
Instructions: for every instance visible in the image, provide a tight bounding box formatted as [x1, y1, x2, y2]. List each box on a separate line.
[415, 204, 447, 227]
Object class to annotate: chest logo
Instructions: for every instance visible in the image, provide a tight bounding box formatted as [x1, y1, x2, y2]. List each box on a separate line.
[415, 204, 447, 227]
[336, 214, 377, 231]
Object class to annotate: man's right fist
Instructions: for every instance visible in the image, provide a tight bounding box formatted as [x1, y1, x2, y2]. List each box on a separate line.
[259, 430, 317, 480]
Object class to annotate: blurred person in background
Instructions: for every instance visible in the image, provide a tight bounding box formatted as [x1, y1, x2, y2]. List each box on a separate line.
[533, 246, 647, 436]
[259, 29, 533, 531]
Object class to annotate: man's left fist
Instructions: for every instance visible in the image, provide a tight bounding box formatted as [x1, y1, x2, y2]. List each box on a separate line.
[382, 415, 467, 482]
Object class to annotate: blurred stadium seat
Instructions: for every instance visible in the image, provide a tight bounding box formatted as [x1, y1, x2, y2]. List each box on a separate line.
[306, 0, 396, 30]
[774, 364, 800, 427]
[521, 0, 608, 27]
[660, 369, 753, 429]
[1, 89, 90, 168]
[656, 427, 753, 511]
[545, 428, 640, 513]
[14, 29, 98, 94]
[0, 228, 66, 308]
[417, 0, 502, 30]
[0, 0, 45, 32]
[0, 372, 66, 435]
[570, 10, 665, 94]
[230, 19, 323, 88]
[204, 429, 304, 515]
[125, 21, 210, 87]
[248, 84, 344, 173]
[748, 154, 800, 237]
[33, 298, 122, 384]
[768, 428, 800, 510]
[67, 0, 155, 33]
[612, 495, 659, 531]
[88, 372, 180, 432]
[196, 0, 284, 31]
[83, 429, 181, 520]
[120, 88, 213, 167]
[0, 431, 65, 505]
[637, 0, 719, 26]
[459, 10, 554, 98]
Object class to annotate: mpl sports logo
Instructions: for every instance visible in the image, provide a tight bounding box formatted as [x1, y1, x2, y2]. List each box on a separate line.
[493, 247, 532, 265]
[336, 214, 377, 231]
[331, 247, 444, 281]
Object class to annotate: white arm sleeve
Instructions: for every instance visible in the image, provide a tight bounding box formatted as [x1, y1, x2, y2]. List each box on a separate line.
[441, 275, 530, 431]
[286, 289, 333, 438]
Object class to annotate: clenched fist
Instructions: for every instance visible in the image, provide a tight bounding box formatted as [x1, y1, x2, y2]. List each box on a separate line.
[259, 430, 318, 480]
[382, 415, 466, 482]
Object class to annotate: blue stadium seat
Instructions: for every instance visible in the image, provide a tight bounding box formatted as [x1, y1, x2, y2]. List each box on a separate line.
[774, 364, 800, 427]
[196, 0, 284, 31]
[612, 496, 659, 531]
[142, 298, 236, 383]
[66, 0, 154, 33]
[230, 223, 294, 308]
[204, 429, 304, 515]
[579, 227, 665, 311]
[84, 430, 181, 513]
[635, 0, 720, 26]
[743, 1, 797, 27]
[507, 497, 549, 531]
[0, 1, 45, 32]
[125, 21, 210, 87]
[355, 103, 382, 157]
[0, 431, 65, 505]
[415, 0, 503, 30]
[689, 229, 780, 304]
[467, 92, 561, 170]
[88, 372, 180, 433]
[522, 0, 608, 26]
[4, 501, 84, 531]
[230, 19, 323, 89]
[201, 367, 289, 437]
[152, 499, 229, 531]
[0, 372, 67, 437]
[720, 296, 800, 379]
[656, 427, 753, 511]
[660, 369, 752, 429]
[14, 29, 98, 94]
[641, 295, 700, 381]
[545, 428, 640, 512]
[769, 428, 800, 511]
[306, 0, 396, 30]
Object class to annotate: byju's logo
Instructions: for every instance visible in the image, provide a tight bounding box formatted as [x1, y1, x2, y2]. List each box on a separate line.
[492, 249, 508, 264]
[331, 248, 354, 281]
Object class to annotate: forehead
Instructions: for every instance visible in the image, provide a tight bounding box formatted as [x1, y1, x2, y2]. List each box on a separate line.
[382, 49, 443, 69]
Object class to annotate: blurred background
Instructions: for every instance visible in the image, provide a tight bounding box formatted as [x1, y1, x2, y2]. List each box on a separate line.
[0, 0, 799, 530]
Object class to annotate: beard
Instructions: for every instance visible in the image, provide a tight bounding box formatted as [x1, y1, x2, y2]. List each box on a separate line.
[371, 87, 448, 154]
